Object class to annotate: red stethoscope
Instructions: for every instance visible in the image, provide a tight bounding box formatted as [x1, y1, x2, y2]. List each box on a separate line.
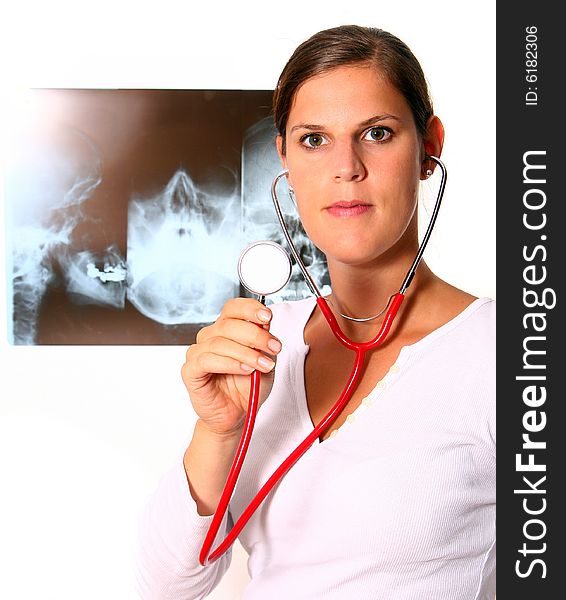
[199, 156, 447, 565]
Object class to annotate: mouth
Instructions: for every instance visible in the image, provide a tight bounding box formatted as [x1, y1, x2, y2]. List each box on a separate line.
[325, 200, 373, 218]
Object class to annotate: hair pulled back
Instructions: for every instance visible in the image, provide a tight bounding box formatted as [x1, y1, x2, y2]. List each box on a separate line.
[273, 25, 433, 152]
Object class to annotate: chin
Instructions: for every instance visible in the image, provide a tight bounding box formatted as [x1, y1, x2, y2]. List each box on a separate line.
[322, 241, 388, 268]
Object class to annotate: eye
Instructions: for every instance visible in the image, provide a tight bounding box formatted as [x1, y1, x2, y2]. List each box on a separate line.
[363, 127, 392, 142]
[300, 133, 328, 149]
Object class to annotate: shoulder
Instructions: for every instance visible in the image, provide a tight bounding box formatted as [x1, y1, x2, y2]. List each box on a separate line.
[440, 298, 496, 406]
[430, 297, 495, 363]
[458, 297, 495, 350]
[459, 296, 495, 334]
[417, 298, 496, 448]
[456, 298, 496, 448]
[406, 297, 496, 400]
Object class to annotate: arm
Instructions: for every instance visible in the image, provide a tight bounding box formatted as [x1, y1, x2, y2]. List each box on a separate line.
[134, 449, 233, 600]
[135, 299, 281, 598]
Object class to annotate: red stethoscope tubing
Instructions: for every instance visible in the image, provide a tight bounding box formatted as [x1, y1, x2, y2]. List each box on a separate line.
[199, 292, 404, 565]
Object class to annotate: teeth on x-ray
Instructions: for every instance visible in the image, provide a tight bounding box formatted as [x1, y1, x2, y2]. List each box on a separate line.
[61, 245, 127, 309]
[127, 169, 241, 325]
[86, 262, 127, 283]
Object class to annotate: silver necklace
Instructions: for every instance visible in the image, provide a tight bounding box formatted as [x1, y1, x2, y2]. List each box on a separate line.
[326, 293, 396, 323]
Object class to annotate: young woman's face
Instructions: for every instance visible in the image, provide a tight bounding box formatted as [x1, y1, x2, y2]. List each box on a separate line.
[277, 65, 427, 268]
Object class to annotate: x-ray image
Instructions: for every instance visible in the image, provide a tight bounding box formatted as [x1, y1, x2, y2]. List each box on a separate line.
[5, 89, 329, 345]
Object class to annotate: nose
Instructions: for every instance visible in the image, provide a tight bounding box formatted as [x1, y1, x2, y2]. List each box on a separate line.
[332, 139, 366, 182]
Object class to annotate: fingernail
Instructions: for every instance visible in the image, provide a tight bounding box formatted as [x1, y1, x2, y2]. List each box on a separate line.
[258, 309, 271, 323]
[258, 356, 275, 371]
[267, 338, 282, 353]
[240, 363, 254, 373]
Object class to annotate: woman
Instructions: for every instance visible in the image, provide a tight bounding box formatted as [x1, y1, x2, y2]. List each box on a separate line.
[136, 25, 495, 599]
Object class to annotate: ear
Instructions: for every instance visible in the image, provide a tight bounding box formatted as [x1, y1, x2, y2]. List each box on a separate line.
[421, 115, 445, 178]
[276, 135, 288, 170]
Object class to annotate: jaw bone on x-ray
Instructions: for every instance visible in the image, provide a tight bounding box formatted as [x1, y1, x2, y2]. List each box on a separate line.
[6, 91, 329, 345]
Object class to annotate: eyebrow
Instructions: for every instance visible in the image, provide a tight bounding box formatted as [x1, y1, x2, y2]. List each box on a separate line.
[290, 114, 401, 134]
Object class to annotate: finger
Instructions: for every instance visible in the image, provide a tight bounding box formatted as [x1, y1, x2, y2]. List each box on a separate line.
[182, 353, 252, 387]
[206, 337, 277, 373]
[212, 319, 282, 356]
[189, 337, 277, 377]
[218, 297, 273, 326]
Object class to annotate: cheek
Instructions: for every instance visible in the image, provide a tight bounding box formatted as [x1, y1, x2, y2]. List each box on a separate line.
[389, 155, 421, 206]
[285, 155, 316, 194]
[392, 184, 419, 235]
[294, 202, 319, 241]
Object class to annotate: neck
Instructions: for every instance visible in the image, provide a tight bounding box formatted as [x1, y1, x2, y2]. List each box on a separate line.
[324, 244, 436, 341]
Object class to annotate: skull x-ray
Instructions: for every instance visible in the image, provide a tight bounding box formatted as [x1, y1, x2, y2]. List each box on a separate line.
[5, 89, 329, 345]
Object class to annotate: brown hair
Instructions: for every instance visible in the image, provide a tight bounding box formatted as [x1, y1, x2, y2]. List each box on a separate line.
[273, 25, 433, 153]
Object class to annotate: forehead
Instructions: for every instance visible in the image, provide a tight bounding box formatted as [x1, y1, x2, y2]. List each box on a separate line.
[288, 65, 412, 125]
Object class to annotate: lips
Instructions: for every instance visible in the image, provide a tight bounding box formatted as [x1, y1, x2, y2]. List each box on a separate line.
[326, 200, 372, 217]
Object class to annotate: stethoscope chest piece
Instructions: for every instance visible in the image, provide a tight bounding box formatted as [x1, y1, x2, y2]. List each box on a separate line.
[237, 240, 292, 297]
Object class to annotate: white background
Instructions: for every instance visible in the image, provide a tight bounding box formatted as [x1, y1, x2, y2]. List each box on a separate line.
[0, 1, 495, 598]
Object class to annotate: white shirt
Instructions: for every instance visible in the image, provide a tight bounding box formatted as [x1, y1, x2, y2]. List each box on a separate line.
[136, 297, 496, 600]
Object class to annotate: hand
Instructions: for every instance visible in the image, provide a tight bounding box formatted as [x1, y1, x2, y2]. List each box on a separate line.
[181, 298, 282, 437]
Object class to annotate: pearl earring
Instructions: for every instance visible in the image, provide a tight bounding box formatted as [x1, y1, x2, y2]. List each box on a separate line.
[425, 169, 433, 178]
[288, 186, 297, 205]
